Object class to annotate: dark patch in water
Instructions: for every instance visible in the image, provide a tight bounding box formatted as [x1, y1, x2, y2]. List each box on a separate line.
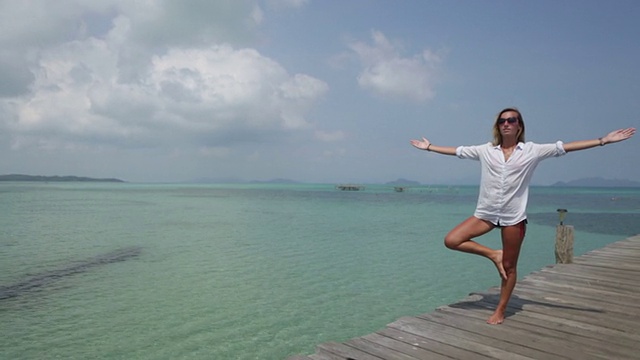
[0, 246, 142, 300]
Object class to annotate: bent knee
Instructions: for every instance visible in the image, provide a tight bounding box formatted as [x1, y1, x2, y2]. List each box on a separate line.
[444, 234, 460, 249]
[502, 260, 518, 274]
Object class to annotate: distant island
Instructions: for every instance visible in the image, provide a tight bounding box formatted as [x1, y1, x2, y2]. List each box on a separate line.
[0, 174, 125, 183]
[186, 177, 301, 184]
[551, 177, 640, 187]
[250, 178, 301, 184]
[386, 178, 421, 186]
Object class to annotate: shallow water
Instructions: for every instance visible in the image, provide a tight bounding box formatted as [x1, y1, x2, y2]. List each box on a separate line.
[1, 183, 638, 359]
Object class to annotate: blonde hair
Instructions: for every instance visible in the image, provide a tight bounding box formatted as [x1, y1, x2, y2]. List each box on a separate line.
[492, 107, 526, 146]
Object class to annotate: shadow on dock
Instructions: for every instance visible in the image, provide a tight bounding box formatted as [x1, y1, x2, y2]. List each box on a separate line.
[448, 291, 604, 320]
[0, 246, 142, 300]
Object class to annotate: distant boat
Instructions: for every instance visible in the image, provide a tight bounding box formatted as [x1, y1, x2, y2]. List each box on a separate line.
[335, 184, 365, 191]
[394, 186, 407, 192]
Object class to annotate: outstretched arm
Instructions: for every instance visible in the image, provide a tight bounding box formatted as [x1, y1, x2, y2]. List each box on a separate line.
[563, 128, 636, 153]
[410, 137, 458, 156]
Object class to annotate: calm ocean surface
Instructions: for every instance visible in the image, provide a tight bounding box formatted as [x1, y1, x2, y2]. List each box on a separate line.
[1, 182, 639, 359]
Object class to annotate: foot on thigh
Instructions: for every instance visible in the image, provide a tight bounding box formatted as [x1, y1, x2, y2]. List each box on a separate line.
[490, 250, 506, 280]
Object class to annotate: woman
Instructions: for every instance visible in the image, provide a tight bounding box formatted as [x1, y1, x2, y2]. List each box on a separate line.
[410, 108, 635, 324]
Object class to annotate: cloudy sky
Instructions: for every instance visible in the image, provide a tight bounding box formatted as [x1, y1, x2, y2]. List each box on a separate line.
[1, 0, 638, 184]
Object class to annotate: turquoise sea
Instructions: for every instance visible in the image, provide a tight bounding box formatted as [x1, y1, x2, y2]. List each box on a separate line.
[1, 182, 639, 359]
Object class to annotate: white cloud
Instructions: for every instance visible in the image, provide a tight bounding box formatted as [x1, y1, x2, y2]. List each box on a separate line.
[250, 5, 264, 25]
[315, 130, 345, 142]
[198, 146, 230, 158]
[0, 1, 328, 152]
[322, 148, 346, 158]
[348, 30, 442, 102]
[267, 0, 310, 9]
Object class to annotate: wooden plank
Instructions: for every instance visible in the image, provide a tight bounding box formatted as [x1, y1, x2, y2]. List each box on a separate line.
[317, 342, 384, 360]
[512, 283, 640, 315]
[540, 262, 640, 281]
[516, 276, 640, 305]
[388, 316, 537, 360]
[443, 302, 640, 360]
[518, 275, 637, 303]
[308, 353, 342, 360]
[536, 263, 640, 281]
[417, 311, 586, 360]
[523, 272, 639, 295]
[597, 239, 640, 248]
[450, 290, 633, 331]
[436, 304, 639, 358]
[585, 240, 640, 251]
[576, 251, 640, 262]
[530, 271, 640, 294]
[514, 283, 640, 312]
[570, 260, 640, 273]
[467, 290, 640, 333]
[587, 247, 640, 257]
[308, 354, 340, 360]
[522, 276, 639, 303]
[376, 327, 493, 360]
[575, 253, 640, 266]
[589, 242, 640, 251]
[541, 263, 640, 282]
[589, 242, 640, 250]
[602, 238, 640, 244]
[509, 310, 640, 346]
[345, 338, 420, 360]
[437, 302, 640, 348]
[515, 277, 640, 308]
[359, 333, 452, 360]
[573, 256, 640, 270]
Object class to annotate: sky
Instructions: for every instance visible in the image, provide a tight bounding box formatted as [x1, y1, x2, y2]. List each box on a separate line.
[1, 0, 638, 184]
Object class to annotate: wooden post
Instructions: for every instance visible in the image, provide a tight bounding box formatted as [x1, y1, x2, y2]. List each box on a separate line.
[555, 208, 573, 264]
[555, 225, 574, 264]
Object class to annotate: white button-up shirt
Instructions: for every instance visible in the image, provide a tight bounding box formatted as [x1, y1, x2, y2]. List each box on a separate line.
[456, 141, 566, 226]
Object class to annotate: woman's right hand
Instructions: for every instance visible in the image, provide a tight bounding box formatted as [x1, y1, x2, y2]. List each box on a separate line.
[410, 137, 431, 150]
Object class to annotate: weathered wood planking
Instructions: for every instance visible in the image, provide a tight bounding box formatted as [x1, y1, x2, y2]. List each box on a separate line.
[287, 234, 640, 359]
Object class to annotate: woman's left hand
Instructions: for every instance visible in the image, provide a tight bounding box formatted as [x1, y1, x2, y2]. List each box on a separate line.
[603, 128, 636, 145]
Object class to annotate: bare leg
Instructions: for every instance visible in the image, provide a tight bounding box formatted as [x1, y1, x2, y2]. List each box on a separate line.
[444, 216, 506, 279]
[487, 221, 526, 324]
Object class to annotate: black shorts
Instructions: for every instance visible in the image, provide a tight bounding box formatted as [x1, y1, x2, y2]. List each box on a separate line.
[495, 218, 528, 228]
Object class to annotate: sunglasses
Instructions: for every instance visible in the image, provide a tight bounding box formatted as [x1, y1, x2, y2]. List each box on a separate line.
[497, 117, 518, 125]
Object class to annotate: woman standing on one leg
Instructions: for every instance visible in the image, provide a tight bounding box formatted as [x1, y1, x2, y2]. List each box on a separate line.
[410, 108, 635, 324]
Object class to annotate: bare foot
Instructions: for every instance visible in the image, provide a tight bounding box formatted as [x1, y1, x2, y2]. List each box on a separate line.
[490, 250, 507, 280]
[486, 310, 505, 325]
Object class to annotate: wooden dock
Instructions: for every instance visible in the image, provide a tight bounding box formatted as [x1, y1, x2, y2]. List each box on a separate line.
[288, 234, 640, 359]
